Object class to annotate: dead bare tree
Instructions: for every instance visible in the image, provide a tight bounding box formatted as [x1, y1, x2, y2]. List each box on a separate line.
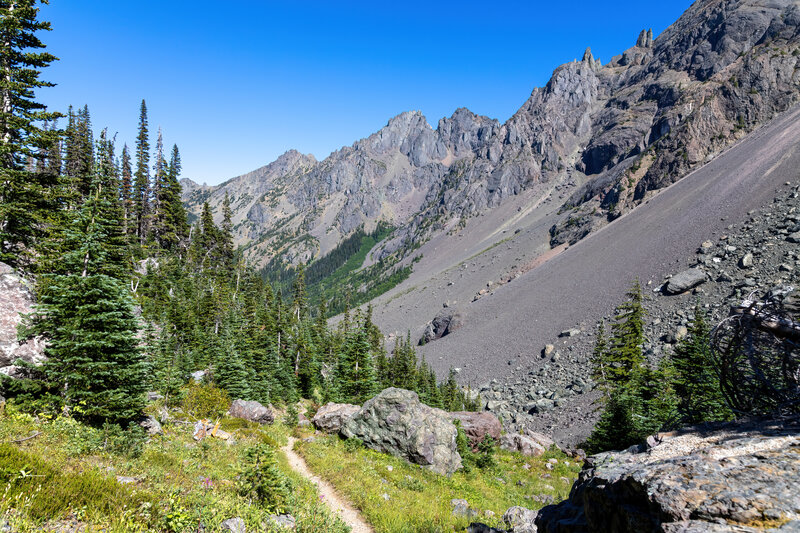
[711, 286, 799, 417]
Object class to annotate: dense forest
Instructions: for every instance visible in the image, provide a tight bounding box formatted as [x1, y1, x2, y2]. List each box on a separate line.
[0, 2, 475, 434]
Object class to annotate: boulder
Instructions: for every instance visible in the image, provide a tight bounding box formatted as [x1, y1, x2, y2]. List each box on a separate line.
[663, 268, 707, 295]
[340, 388, 462, 475]
[419, 311, 465, 345]
[535, 419, 800, 532]
[501, 430, 556, 457]
[0, 262, 46, 372]
[220, 517, 246, 533]
[504, 506, 539, 533]
[265, 514, 296, 530]
[228, 399, 274, 425]
[312, 402, 360, 433]
[448, 411, 502, 450]
[139, 415, 163, 436]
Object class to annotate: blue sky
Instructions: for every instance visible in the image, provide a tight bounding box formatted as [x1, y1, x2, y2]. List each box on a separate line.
[37, 1, 694, 185]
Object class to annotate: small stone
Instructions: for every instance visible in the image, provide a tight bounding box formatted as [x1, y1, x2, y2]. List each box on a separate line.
[221, 517, 246, 533]
[739, 253, 754, 268]
[115, 476, 136, 484]
[265, 514, 296, 530]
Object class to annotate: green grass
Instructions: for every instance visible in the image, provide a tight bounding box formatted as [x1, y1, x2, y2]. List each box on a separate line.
[296, 432, 580, 533]
[0, 406, 348, 533]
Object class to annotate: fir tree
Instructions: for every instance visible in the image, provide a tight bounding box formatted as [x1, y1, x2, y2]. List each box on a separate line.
[335, 314, 377, 404]
[30, 174, 147, 424]
[120, 143, 133, 234]
[671, 303, 732, 424]
[0, 0, 60, 267]
[133, 99, 150, 244]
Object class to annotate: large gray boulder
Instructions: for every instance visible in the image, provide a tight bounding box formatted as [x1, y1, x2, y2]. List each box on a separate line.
[340, 388, 462, 475]
[0, 262, 46, 373]
[228, 399, 274, 425]
[312, 402, 360, 433]
[535, 419, 800, 532]
[663, 268, 707, 295]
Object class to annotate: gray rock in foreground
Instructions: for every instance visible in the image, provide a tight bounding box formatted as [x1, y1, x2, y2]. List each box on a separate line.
[663, 268, 707, 295]
[228, 399, 274, 425]
[341, 388, 462, 475]
[312, 402, 360, 433]
[220, 517, 245, 533]
[535, 419, 800, 532]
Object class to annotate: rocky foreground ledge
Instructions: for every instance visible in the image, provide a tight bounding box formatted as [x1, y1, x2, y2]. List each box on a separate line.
[531, 419, 800, 533]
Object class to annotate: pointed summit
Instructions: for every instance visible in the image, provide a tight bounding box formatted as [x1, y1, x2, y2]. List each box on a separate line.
[582, 47, 594, 64]
[636, 29, 648, 48]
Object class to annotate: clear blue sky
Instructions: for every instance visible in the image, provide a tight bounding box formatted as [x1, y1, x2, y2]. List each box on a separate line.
[36, 1, 694, 185]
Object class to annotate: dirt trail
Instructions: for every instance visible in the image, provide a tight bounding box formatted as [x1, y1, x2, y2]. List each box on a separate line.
[281, 437, 374, 533]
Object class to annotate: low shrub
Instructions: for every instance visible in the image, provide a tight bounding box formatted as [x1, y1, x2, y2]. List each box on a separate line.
[181, 382, 230, 420]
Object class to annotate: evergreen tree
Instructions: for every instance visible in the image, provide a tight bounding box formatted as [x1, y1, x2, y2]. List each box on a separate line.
[335, 314, 377, 404]
[29, 174, 147, 424]
[0, 0, 60, 266]
[220, 192, 234, 270]
[133, 99, 150, 243]
[164, 144, 188, 250]
[120, 143, 133, 234]
[607, 279, 646, 386]
[671, 303, 732, 424]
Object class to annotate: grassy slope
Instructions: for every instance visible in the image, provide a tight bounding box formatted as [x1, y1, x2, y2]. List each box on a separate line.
[296, 431, 580, 533]
[0, 406, 348, 533]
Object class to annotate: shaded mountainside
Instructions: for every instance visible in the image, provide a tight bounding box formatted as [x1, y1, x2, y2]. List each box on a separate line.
[184, 0, 800, 277]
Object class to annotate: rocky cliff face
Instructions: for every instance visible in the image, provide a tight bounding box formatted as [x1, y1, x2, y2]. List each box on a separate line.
[0, 262, 45, 376]
[535, 419, 800, 533]
[184, 0, 800, 274]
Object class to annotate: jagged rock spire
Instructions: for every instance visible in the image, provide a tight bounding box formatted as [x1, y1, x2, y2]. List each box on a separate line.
[583, 47, 594, 64]
[637, 28, 654, 48]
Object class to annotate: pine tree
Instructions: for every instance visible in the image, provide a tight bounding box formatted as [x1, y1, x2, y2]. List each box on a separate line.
[671, 302, 732, 424]
[133, 99, 150, 244]
[0, 0, 60, 267]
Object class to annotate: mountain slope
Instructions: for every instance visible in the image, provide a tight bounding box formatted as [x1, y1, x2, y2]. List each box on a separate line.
[185, 0, 800, 281]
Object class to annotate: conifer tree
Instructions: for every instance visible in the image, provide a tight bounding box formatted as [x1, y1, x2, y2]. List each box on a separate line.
[335, 314, 377, 404]
[164, 144, 188, 250]
[29, 172, 147, 424]
[214, 328, 251, 400]
[220, 192, 234, 270]
[120, 143, 133, 234]
[671, 303, 732, 424]
[0, 0, 60, 267]
[133, 99, 150, 244]
[607, 279, 646, 386]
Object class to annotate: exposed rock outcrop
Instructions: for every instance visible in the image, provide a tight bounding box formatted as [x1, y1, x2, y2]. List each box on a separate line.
[0, 262, 45, 375]
[312, 402, 360, 433]
[340, 388, 462, 475]
[535, 419, 800, 533]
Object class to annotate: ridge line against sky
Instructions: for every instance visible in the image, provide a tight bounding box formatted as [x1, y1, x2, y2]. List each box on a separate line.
[38, 1, 694, 186]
